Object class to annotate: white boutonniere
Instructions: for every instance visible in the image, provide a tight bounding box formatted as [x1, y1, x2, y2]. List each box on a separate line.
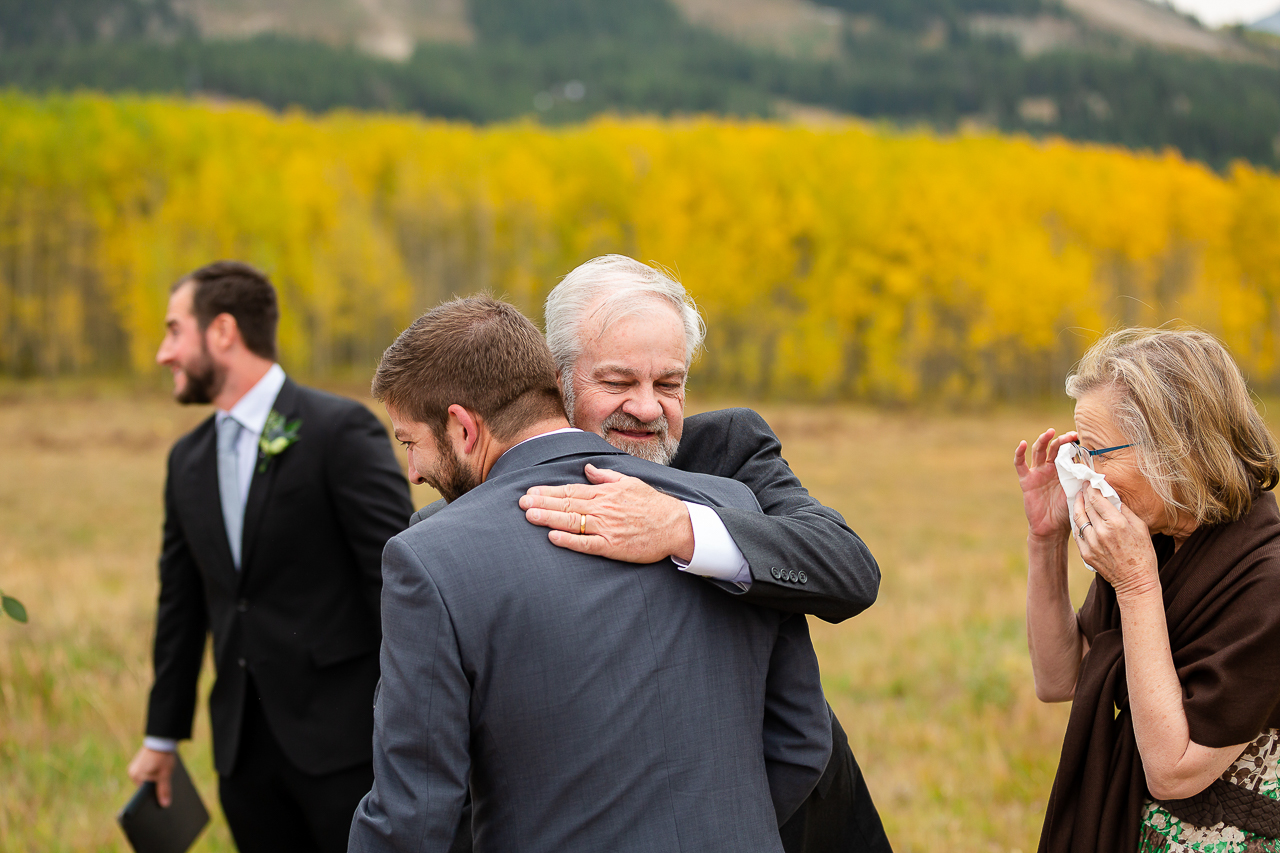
[258, 410, 301, 473]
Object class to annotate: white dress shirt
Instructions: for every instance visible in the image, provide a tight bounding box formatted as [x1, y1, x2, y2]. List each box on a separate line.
[675, 502, 752, 587]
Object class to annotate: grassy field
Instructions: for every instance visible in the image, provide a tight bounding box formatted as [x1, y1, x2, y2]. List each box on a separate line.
[0, 381, 1109, 852]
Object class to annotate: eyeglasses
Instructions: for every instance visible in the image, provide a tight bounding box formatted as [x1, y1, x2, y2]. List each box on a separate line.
[1068, 441, 1133, 471]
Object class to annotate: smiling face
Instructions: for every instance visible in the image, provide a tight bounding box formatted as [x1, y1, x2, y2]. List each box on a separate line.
[566, 301, 686, 465]
[156, 281, 224, 405]
[387, 407, 480, 503]
[1073, 386, 1170, 533]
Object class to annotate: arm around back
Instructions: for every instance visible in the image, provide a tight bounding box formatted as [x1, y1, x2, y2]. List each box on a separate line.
[674, 408, 880, 623]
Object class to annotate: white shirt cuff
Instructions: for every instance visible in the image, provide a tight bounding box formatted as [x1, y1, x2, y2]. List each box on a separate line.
[143, 737, 178, 753]
[673, 502, 752, 588]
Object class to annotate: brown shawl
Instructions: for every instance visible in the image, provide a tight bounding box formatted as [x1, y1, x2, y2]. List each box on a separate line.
[1039, 491, 1280, 853]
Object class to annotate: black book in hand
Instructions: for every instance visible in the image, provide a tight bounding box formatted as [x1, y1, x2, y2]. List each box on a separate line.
[118, 753, 210, 853]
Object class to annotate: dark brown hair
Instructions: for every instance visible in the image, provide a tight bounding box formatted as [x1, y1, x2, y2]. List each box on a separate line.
[372, 296, 564, 442]
[174, 260, 279, 361]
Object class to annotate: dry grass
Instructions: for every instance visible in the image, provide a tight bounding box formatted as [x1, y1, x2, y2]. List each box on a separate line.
[0, 382, 1132, 851]
[750, 401, 1089, 851]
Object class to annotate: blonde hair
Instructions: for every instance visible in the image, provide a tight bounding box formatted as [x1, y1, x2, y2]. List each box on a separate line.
[1065, 327, 1279, 526]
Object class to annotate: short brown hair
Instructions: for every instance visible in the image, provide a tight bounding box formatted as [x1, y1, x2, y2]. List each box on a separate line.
[174, 261, 279, 361]
[1066, 327, 1280, 526]
[372, 296, 564, 442]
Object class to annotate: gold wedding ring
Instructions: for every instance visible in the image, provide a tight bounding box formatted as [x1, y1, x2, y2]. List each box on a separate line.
[579, 514, 588, 536]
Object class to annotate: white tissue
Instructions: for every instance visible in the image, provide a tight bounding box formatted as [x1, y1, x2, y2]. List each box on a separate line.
[1054, 442, 1124, 572]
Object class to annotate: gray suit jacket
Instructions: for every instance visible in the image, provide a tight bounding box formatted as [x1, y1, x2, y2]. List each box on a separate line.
[349, 431, 831, 853]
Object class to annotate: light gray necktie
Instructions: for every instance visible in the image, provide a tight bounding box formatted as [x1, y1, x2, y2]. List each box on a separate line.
[217, 415, 245, 570]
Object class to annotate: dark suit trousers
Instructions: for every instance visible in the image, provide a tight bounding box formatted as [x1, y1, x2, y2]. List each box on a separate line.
[219, 681, 373, 853]
[779, 714, 893, 853]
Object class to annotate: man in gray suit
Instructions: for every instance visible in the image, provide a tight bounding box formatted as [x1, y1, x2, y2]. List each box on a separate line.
[348, 296, 832, 852]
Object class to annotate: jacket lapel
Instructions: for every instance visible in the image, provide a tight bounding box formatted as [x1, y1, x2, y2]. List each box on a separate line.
[180, 418, 238, 577]
[237, 378, 296, 588]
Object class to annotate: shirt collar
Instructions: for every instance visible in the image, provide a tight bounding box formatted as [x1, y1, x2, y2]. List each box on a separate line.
[217, 363, 286, 437]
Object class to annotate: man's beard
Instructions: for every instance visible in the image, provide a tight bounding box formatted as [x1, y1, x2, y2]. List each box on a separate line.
[563, 376, 680, 466]
[598, 409, 680, 466]
[430, 436, 483, 503]
[174, 346, 224, 405]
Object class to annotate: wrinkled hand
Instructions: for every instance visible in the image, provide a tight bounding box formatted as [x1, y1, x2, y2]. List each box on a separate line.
[1015, 427, 1077, 540]
[520, 464, 695, 563]
[1074, 485, 1159, 601]
[127, 746, 176, 807]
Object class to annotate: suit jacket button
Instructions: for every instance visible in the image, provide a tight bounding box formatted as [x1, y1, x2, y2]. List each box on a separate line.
[238, 657, 247, 668]
[788, 570, 798, 582]
[236, 599, 248, 612]
[798, 571, 808, 584]
[771, 567, 783, 579]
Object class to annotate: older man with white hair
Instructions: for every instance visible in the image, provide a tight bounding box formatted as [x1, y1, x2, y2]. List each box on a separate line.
[519, 254, 891, 852]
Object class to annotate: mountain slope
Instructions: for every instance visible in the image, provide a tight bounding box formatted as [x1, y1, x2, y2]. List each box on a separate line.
[1060, 0, 1249, 57]
[163, 0, 1270, 62]
[172, 0, 473, 58]
[0, 0, 1276, 170]
[1254, 9, 1280, 35]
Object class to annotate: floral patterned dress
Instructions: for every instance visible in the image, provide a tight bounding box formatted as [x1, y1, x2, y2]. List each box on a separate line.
[1139, 729, 1280, 853]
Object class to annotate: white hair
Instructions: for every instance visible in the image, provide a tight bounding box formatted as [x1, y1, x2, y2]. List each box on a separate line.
[544, 255, 706, 399]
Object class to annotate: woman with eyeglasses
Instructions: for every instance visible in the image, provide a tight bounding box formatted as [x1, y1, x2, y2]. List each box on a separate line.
[1013, 327, 1280, 853]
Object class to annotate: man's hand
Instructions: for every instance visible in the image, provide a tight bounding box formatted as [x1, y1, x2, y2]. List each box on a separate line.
[520, 464, 695, 563]
[127, 747, 176, 807]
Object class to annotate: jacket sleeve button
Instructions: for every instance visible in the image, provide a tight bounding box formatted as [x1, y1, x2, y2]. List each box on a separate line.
[797, 571, 808, 584]
[770, 567, 783, 579]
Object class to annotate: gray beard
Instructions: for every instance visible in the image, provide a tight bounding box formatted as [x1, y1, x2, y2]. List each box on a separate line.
[605, 422, 679, 466]
[563, 376, 680, 466]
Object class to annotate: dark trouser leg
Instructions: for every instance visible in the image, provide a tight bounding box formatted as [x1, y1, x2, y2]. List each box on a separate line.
[219, 687, 374, 853]
[779, 712, 893, 853]
[219, 691, 316, 853]
[285, 757, 375, 853]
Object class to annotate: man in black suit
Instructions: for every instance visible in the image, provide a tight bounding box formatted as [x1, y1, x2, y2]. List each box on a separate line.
[521, 254, 893, 851]
[126, 261, 412, 853]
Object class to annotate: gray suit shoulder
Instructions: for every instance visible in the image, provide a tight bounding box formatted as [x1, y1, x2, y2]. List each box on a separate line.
[409, 498, 446, 527]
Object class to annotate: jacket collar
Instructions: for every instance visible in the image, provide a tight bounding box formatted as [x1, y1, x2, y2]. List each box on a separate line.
[486, 430, 630, 482]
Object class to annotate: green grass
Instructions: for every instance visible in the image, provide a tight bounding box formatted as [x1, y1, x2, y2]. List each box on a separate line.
[0, 382, 1135, 850]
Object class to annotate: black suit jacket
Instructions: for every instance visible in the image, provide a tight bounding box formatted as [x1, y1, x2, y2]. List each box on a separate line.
[676, 408, 892, 852]
[673, 408, 879, 623]
[145, 378, 412, 776]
